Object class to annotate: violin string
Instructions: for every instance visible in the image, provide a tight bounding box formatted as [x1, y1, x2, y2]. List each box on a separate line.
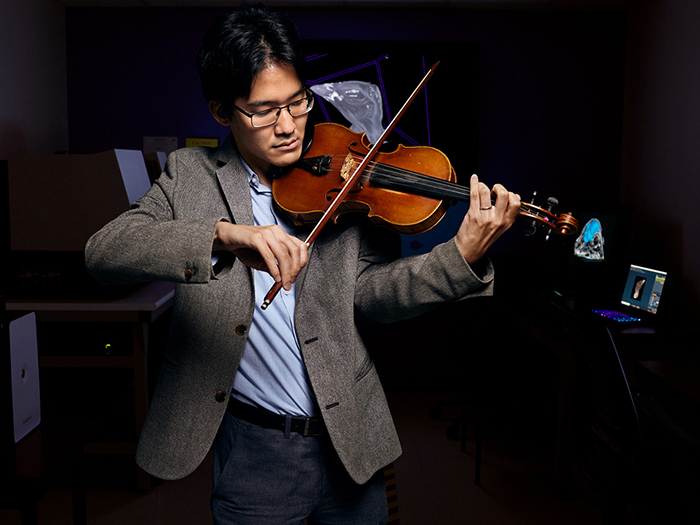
[323, 154, 454, 185]
[321, 154, 470, 201]
[320, 154, 533, 212]
[359, 158, 534, 213]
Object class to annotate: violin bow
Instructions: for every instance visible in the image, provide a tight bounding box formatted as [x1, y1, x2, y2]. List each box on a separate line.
[261, 62, 441, 310]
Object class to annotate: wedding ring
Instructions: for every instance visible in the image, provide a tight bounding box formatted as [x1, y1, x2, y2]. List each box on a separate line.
[480, 205, 493, 210]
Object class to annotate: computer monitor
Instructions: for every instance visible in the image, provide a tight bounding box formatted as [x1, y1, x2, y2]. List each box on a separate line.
[621, 264, 667, 315]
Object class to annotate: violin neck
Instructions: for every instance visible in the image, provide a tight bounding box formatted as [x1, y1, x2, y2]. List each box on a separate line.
[369, 168, 471, 203]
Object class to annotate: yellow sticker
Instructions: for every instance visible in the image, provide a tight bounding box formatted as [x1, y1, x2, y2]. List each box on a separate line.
[186, 138, 219, 148]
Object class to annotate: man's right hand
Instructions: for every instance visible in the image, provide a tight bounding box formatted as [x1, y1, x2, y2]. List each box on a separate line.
[213, 221, 308, 291]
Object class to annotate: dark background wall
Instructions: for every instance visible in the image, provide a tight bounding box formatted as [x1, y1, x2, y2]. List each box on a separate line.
[5, 2, 699, 322]
[65, 7, 626, 260]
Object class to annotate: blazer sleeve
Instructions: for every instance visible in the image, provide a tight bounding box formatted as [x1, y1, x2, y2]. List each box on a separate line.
[353, 224, 494, 323]
[85, 153, 234, 286]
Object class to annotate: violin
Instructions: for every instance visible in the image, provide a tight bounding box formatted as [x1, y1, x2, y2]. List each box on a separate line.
[273, 122, 580, 238]
[262, 62, 578, 309]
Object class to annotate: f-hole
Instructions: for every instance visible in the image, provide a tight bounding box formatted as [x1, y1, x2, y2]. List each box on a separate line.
[326, 183, 364, 201]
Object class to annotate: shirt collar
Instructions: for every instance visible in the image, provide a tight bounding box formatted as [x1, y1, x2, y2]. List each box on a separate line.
[238, 155, 271, 195]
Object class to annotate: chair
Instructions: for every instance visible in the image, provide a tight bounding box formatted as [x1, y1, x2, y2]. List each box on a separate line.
[383, 462, 400, 523]
[435, 298, 492, 487]
[466, 390, 483, 487]
[429, 387, 483, 486]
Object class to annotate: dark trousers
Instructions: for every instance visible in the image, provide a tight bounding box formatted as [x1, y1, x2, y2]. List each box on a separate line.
[211, 411, 388, 525]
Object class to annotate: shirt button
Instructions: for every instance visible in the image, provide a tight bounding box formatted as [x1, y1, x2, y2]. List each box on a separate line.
[215, 391, 227, 403]
[235, 324, 247, 335]
[184, 268, 193, 280]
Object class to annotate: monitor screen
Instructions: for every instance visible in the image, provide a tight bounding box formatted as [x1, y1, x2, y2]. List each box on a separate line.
[620, 264, 667, 314]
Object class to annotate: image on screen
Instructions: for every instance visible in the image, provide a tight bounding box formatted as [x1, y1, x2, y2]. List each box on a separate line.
[620, 265, 667, 314]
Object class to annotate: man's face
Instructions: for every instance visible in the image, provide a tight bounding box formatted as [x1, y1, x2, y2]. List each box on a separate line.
[226, 63, 308, 185]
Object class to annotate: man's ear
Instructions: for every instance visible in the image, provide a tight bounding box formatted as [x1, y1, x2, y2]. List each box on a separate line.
[209, 100, 231, 126]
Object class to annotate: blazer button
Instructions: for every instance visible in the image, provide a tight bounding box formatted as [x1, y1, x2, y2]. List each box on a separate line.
[235, 324, 247, 335]
[215, 391, 227, 403]
[184, 268, 193, 280]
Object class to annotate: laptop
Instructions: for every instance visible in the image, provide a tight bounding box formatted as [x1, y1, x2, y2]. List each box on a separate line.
[591, 264, 667, 325]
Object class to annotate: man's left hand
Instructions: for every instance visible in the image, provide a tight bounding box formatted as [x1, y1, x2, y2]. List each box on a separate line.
[455, 174, 521, 264]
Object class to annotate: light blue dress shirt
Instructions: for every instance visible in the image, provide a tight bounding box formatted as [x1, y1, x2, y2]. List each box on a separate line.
[229, 159, 318, 417]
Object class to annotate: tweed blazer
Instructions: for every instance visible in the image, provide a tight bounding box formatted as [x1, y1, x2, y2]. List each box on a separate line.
[85, 135, 495, 484]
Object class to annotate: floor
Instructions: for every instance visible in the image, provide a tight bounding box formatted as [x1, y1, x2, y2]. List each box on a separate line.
[1, 391, 604, 525]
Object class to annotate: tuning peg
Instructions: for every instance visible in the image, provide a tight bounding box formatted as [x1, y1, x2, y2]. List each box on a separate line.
[525, 190, 540, 236]
[546, 196, 558, 211]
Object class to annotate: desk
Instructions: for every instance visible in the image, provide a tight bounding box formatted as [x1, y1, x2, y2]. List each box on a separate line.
[637, 360, 700, 406]
[7, 281, 175, 492]
[519, 297, 678, 497]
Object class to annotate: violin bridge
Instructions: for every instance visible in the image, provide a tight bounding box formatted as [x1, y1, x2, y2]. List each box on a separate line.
[340, 153, 355, 182]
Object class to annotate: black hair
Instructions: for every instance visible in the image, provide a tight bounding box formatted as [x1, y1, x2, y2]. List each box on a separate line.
[195, 3, 306, 119]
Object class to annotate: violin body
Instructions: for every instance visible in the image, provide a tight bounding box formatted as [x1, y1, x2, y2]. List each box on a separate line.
[273, 123, 457, 234]
[273, 122, 579, 237]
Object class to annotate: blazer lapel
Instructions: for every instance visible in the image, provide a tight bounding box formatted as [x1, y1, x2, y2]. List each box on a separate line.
[215, 134, 254, 226]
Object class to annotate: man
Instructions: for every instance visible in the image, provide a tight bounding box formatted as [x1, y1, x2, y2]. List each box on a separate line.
[85, 4, 520, 524]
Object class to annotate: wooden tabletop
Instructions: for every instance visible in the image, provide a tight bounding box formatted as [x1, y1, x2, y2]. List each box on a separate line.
[6, 281, 175, 323]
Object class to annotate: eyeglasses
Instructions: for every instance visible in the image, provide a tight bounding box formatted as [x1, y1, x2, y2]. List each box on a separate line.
[231, 92, 314, 128]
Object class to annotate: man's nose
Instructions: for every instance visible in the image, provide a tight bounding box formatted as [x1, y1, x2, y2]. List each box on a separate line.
[275, 108, 296, 134]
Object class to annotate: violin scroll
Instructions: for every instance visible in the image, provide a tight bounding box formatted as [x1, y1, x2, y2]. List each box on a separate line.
[519, 192, 579, 238]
